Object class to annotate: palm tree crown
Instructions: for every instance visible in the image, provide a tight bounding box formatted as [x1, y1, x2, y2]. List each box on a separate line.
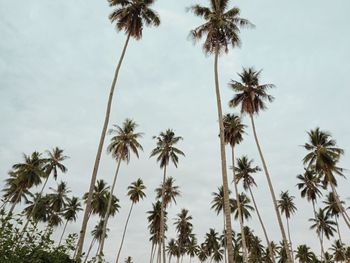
[127, 178, 146, 204]
[44, 147, 68, 180]
[234, 156, 261, 190]
[223, 113, 245, 147]
[278, 191, 297, 219]
[155, 177, 181, 207]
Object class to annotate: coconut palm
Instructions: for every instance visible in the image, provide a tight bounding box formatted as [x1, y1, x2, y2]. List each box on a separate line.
[76, 0, 160, 257]
[83, 220, 109, 263]
[235, 155, 275, 263]
[229, 67, 292, 263]
[174, 209, 193, 262]
[223, 113, 248, 262]
[23, 193, 51, 226]
[150, 129, 184, 263]
[204, 228, 221, 257]
[115, 178, 146, 263]
[303, 128, 350, 228]
[83, 179, 110, 218]
[125, 257, 133, 263]
[98, 119, 143, 256]
[187, 236, 199, 263]
[278, 191, 297, 259]
[324, 192, 344, 242]
[330, 240, 346, 262]
[189, 1, 253, 261]
[232, 192, 254, 223]
[166, 238, 179, 263]
[59, 197, 82, 246]
[309, 208, 337, 259]
[155, 177, 181, 207]
[295, 245, 315, 263]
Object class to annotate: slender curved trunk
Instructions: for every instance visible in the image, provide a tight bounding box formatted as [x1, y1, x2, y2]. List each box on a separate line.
[329, 182, 350, 229]
[214, 45, 235, 263]
[231, 146, 248, 263]
[223, 214, 227, 263]
[58, 219, 69, 246]
[248, 186, 276, 263]
[83, 238, 96, 263]
[320, 232, 325, 262]
[8, 190, 22, 216]
[248, 114, 292, 263]
[115, 202, 134, 263]
[75, 32, 131, 259]
[335, 216, 342, 242]
[159, 165, 167, 263]
[312, 201, 324, 261]
[99, 158, 122, 256]
[286, 217, 294, 260]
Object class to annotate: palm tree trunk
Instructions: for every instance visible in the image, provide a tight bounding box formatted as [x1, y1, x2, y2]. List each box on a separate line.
[214, 44, 235, 263]
[58, 219, 69, 246]
[115, 202, 134, 263]
[99, 158, 122, 256]
[248, 186, 276, 263]
[286, 217, 294, 260]
[231, 146, 248, 263]
[159, 165, 167, 263]
[335, 216, 342, 242]
[8, 190, 22, 217]
[83, 238, 96, 263]
[75, 32, 131, 259]
[320, 232, 325, 262]
[248, 114, 292, 263]
[312, 201, 324, 261]
[223, 212, 227, 263]
[329, 182, 350, 229]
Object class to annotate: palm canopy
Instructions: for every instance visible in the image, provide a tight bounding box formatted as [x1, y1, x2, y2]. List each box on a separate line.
[229, 67, 275, 115]
[2, 171, 32, 205]
[174, 209, 193, 243]
[48, 181, 71, 213]
[44, 147, 68, 180]
[210, 186, 235, 215]
[107, 119, 143, 163]
[324, 192, 344, 217]
[278, 191, 297, 219]
[232, 192, 254, 222]
[295, 245, 315, 263]
[24, 193, 51, 223]
[309, 208, 336, 240]
[108, 0, 160, 40]
[189, 0, 253, 54]
[223, 113, 245, 147]
[150, 129, 184, 168]
[234, 156, 261, 190]
[147, 201, 168, 242]
[155, 176, 181, 206]
[296, 169, 323, 203]
[62, 197, 82, 222]
[127, 178, 146, 204]
[303, 127, 344, 186]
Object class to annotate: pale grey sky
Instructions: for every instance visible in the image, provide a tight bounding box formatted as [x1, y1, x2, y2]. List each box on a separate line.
[1, 0, 350, 262]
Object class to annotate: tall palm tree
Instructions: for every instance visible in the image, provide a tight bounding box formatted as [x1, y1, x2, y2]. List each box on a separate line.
[174, 209, 193, 262]
[295, 245, 315, 263]
[115, 178, 146, 263]
[59, 197, 82, 246]
[309, 208, 336, 260]
[83, 179, 111, 219]
[303, 128, 350, 228]
[330, 240, 346, 263]
[99, 119, 143, 256]
[189, 2, 253, 262]
[277, 191, 297, 259]
[223, 113, 248, 262]
[150, 129, 184, 263]
[235, 155, 275, 263]
[83, 220, 109, 263]
[229, 67, 292, 263]
[76, 0, 161, 257]
[324, 192, 344, 242]
[155, 177, 181, 207]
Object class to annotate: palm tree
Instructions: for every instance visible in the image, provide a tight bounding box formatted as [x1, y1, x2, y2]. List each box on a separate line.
[324, 192, 344, 242]
[174, 209, 193, 262]
[309, 208, 336, 260]
[76, 0, 160, 257]
[150, 129, 184, 263]
[295, 245, 315, 263]
[187, 236, 199, 263]
[197, 245, 208, 262]
[115, 179, 146, 263]
[99, 119, 143, 256]
[125, 257, 133, 263]
[330, 240, 346, 263]
[155, 177, 181, 207]
[303, 127, 350, 228]
[83, 220, 109, 263]
[59, 197, 82, 246]
[166, 238, 179, 263]
[83, 179, 110, 219]
[189, 2, 253, 262]
[23, 193, 50, 227]
[204, 228, 221, 258]
[278, 191, 297, 259]
[235, 155, 275, 263]
[223, 113, 248, 262]
[232, 192, 254, 223]
[229, 67, 292, 263]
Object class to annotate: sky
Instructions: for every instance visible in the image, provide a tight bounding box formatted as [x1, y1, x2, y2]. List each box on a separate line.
[1, 0, 350, 262]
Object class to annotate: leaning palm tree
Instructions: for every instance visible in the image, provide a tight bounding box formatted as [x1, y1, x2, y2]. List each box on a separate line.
[115, 179, 146, 263]
[295, 245, 315, 263]
[189, 2, 253, 262]
[223, 113, 248, 262]
[303, 127, 350, 228]
[277, 191, 297, 259]
[235, 155, 275, 263]
[229, 67, 292, 263]
[98, 119, 143, 256]
[324, 192, 344, 242]
[76, 0, 161, 257]
[59, 197, 82, 246]
[150, 129, 184, 263]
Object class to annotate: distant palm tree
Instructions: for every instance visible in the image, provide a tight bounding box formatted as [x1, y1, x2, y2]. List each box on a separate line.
[330, 240, 346, 262]
[83, 220, 109, 263]
[187, 236, 199, 263]
[124, 257, 133, 263]
[151, 129, 184, 263]
[166, 238, 179, 263]
[309, 208, 336, 259]
[277, 191, 297, 259]
[99, 119, 143, 256]
[235, 156, 275, 263]
[76, 0, 160, 257]
[83, 179, 111, 218]
[232, 192, 254, 223]
[197, 244, 208, 262]
[115, 178, 146, 263]
[155, 177, 181, 207]
[295, 245, 315, 263]
[174, 209, 193, 262]
[59, 196, 82, 246]
[23, 193, 50, 226]
[324, 192, 344, 242]
[204, 228, 221, 258]
[189, 2, 253, 261]
[303, 127, 350, 228]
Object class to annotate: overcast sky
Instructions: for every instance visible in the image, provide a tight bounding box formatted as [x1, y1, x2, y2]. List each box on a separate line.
[1, 0, 350, 262]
